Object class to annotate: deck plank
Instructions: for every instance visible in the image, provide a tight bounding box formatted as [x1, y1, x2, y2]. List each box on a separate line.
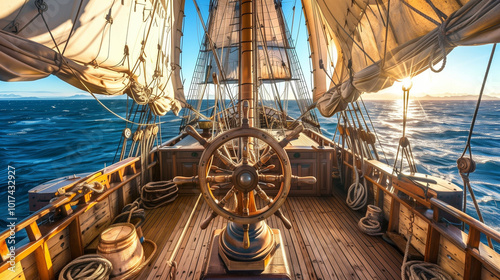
[140, 190, 402, 280]
[327, 190, 403, 268]
[141, 195, 198, 280]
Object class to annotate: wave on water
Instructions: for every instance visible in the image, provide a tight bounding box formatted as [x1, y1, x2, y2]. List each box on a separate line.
[15, 119, 53, 126]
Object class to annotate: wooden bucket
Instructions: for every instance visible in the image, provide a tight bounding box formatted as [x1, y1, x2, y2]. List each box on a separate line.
[97, 223, 144, 277]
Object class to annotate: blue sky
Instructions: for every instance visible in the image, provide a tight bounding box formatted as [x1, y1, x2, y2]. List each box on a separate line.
[1, 1, 499, 99]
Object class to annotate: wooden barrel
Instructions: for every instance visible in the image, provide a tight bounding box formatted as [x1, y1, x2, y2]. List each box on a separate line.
[97, 223, 144, 276]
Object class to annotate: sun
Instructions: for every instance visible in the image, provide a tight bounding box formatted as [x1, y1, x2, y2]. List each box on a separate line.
[401, 77, 413, 91]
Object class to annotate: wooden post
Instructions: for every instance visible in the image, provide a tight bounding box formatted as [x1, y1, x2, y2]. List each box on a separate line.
[424, 206, 441, 263]
[387, 197, 400, 232]
[68, 217, 84, 259]
[26, 222, 53, 280]
[61, 204, 84, 259]
[464, 226, 482, 280]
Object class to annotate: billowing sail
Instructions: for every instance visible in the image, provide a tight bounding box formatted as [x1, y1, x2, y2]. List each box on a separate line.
[303, 0, 500, 117]
[0, 0, 186, 116]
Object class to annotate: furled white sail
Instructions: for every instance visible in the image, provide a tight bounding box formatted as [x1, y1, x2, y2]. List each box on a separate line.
[205, 0, 291, 82]
[303, 0, 500, 117]
[0, 0, 186, 116]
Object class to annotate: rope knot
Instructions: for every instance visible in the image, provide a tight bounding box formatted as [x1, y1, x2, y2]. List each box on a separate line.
[35, 0, 48, 13]
[105, 13, 113, 24]
[82, 181, 105, 193]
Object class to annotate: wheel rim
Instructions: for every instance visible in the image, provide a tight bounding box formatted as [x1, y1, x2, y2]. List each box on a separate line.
[198, 126, 291, 224]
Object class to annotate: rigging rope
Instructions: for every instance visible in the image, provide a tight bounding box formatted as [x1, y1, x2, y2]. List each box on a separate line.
[165, 194, 203, 280]
[344, 112, 368, 211]
[380, 0, 391, 68]
[393, 85, 417, 174]
[457, 43, 496, 249]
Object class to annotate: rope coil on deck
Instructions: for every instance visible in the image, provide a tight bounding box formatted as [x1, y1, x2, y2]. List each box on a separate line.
[401, 213, 451, 280]
[58, 254, 113, 280]
[358, 205, 384, 236]
[346, 166, 368, 210]
[140, 180, 179, 209]
[401, 235, 452, 280]
[112, 200, 146, 228]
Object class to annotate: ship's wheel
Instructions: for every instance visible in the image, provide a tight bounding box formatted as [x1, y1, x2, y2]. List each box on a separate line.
[198, 124, 293, 225]
[174, 105, 315, 229]
[175, 123, 311, 226]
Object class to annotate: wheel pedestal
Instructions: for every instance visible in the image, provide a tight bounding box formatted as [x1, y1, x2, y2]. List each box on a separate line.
[202, 227, 290, 279]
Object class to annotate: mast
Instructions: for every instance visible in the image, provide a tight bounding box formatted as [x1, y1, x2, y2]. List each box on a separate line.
[239, 0, 255, 127]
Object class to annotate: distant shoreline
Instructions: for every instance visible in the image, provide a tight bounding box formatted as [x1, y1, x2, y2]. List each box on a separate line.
[0, 94, 498, 101]
[362, 94, 499, 101]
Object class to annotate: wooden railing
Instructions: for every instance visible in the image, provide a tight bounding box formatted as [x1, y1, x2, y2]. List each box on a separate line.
[0, 156, 147, 280]
[0, 132, 185, 280]
[305, 129, 500, 280]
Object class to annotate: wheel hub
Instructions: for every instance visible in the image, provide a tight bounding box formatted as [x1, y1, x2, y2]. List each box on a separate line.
[232, 165, 258, 193]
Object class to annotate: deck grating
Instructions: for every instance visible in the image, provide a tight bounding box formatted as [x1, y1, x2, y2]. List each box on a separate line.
[138, 188, 403, 280]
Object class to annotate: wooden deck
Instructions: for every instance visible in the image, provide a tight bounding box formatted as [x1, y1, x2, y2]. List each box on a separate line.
[138, 187, 403, 280]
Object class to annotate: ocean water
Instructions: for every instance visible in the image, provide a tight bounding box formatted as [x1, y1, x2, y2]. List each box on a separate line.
[1, 99, 499, 249]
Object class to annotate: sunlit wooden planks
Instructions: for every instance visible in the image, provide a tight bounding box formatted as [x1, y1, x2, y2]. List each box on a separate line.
[140, 191, 402, 280]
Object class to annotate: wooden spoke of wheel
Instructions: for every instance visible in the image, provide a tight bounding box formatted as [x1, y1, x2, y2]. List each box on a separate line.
[201, 187, 236, 229]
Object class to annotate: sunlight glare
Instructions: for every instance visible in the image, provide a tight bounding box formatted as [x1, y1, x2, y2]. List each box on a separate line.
[402, 77, 413, 91]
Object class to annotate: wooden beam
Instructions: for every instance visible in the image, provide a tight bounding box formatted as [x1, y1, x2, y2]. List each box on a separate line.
[424, 206, 441, 263]
[387, 196, 400, 232]
[68, 217, 84, 259]
[431, 198, 500, 245]
[424, 225, 440, 263]
[464, 227, 482, 280]
[25, 223, 53, 280]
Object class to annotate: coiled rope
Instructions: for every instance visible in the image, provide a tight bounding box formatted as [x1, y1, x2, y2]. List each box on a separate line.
[401, 213, 451, 280]
[112, 200, 146, 228]
[346, 165, 368, 210]
[358, 205, 384, 236]
[401, 235, 452, 280]
[58, 254, 112, 280]
[140, 180, 179, 209]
